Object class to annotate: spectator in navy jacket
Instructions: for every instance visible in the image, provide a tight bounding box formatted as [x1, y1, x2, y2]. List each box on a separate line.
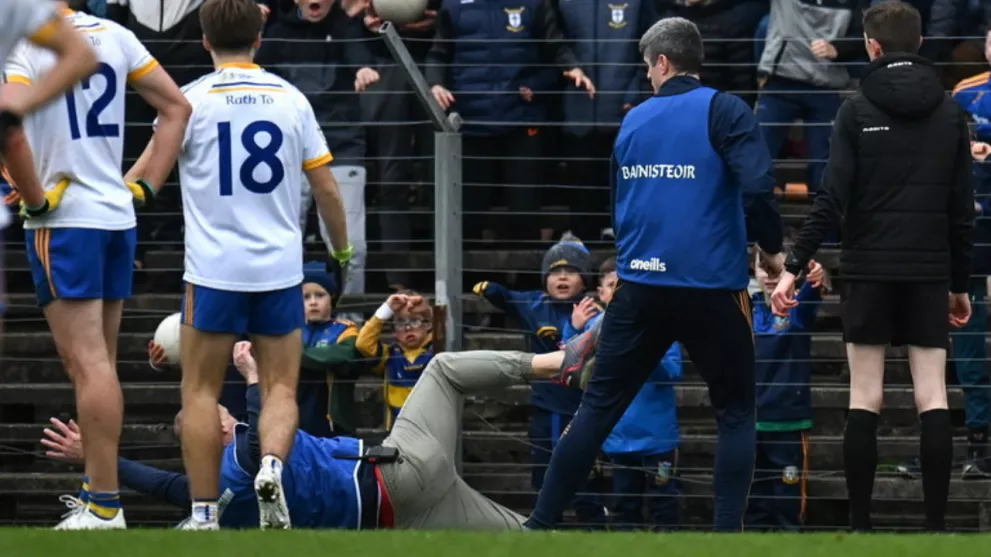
[660, 0, 768, 107]
[257, 0, 380, 300]
[555, 0, 657, 241]
[426, 0, 594, 242]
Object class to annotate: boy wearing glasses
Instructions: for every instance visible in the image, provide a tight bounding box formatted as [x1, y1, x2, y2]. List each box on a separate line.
[357, 291, 435, 429]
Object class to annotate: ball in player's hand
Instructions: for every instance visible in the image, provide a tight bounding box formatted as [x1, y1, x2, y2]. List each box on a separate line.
[371, 0, 428, 24]
[152, 312, 182, 367]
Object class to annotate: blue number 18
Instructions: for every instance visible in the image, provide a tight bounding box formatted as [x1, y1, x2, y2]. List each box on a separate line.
[217, 120, 285, 196]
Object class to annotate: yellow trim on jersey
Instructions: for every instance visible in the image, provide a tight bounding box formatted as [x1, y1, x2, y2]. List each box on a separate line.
[5, 75, 31, 86]
[27, 18, 60, 46]
[218, 63, 261, 70]
[184, 284, 195, 326]
[207, 86, 285, 94]
[302, 153, 334, 171]
[953, 71, 991, 95]
[127, 59, 160, 83]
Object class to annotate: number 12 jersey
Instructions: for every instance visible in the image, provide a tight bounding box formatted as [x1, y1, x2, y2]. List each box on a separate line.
[177, 63, 333, 292]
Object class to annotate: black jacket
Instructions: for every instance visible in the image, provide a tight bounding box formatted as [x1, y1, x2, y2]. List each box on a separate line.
[787, 53, 974, 293]
[256, 4, 373, 164]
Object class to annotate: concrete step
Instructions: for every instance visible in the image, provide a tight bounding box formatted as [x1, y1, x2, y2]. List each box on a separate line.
[1, 425, 983, 472]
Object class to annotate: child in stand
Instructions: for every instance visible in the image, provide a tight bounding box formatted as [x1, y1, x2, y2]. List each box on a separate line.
[566, 257, 682, 530]
[474, 233, 606, 526]
[356, 291, 435, 429]
[746, 252, 826, 531]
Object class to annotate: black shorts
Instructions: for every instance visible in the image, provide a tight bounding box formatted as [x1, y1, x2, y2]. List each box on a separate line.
[841, 281, 949, 349]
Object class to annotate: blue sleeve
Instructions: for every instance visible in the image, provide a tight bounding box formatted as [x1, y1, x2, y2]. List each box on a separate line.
[793, 281, 823, 328]
[708, 91, 783, 254]
[239, 385, 261, 476]
[118, 458, 190, 508]
[473, 281, 536, 323]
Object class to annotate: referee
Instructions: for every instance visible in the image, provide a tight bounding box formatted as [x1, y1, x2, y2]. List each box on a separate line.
[771, 2, 974, 532]
[524, 17, 785, 532]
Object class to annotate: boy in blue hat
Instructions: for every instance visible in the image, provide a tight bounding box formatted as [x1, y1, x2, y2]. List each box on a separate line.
[474, 233, 605, 526]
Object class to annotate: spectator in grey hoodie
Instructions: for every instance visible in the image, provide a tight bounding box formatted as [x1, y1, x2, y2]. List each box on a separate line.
[755, 0, 869, 194]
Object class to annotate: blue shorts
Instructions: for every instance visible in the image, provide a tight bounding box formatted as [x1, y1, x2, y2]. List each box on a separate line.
[25, 227, 136, 307]
[181, 282, 304, 336]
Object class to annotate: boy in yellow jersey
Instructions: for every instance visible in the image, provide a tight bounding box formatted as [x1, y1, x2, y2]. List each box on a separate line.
[356, 292, 435, 429]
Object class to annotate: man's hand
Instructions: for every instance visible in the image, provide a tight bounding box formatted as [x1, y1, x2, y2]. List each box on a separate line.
[770, 271, 799, 316]
[126, 179, 156, 209]
[973, 141, 991, 162]
[147, 340, 169, 369]
[20, 178, 71, 220]
[355, 67, 380, 92]
[400, 9, 438, 32]
[758, 250, 785, 288]
[950, 292, 972, 328]
[519, 86, 534, 103]
[805, 259, 825, 289]
[431, 85, 455, 110]
[810, 40, 838, 60]
[259, 3, 271, 21]
[40, 417, 83, 463]
[363, 11, 383, 32]
[233, 341, 259, 382]
[564, 68, 595, 98]
[571, 296, 598, 330]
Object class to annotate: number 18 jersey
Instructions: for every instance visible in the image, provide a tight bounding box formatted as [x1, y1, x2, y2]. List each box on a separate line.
[4, 10, 158, 231]
[177, 64, 333, 292]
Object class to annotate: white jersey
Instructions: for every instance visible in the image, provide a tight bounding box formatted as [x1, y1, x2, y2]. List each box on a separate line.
[0, 0, 60, 230]
[177, 64, 333, 292]
[4, 10, 158, 231]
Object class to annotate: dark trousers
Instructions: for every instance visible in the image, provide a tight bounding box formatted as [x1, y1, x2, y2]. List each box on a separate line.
[526, 281, 756, 531]
[462, 130, 542, 241]
[609, 450, 681, 530]
[361, 60, 433, 286]
[530, 407, 606, 528]
[951, 278, 991, 430]
[755, 78, 842, 192]
[746, 430, 808, 531]
[562, 131, 614, 241]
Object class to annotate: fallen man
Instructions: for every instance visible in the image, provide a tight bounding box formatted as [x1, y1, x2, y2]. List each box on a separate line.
[42, 339, 591, 530]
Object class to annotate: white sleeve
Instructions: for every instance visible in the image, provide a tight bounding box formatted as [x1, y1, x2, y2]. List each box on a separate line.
[121, 28, 160, 84]
[4, 42, 37, 85]
[7, 0, 59, 46]
[299, 96, 332, 171]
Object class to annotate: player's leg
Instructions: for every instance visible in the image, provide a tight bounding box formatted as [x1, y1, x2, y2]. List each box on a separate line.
[609, 453, 645, 530]
[899, 282, 953, 531]
[379, 351, 538, 524]
[763, 430, 807, 532]
[179, 283, 241, 529]
[675, 288, 756, 532]
[101, 228, 138, 374]
[247, 285, 305, 529]
[949, 279, 991, 477]
[840, 281, 891, 532]
[29, 228, 125, 529]
[643, 450, 680, 531]
[745, 436, 774, 531]
[526, 282, 672, 530]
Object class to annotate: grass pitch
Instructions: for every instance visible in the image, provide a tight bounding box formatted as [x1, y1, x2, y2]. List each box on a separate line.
[0, 530, 989, 557]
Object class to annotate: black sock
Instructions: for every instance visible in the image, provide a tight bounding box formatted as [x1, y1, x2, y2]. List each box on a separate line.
[844, 409, 879, 532]
[920, 409, 952, 532]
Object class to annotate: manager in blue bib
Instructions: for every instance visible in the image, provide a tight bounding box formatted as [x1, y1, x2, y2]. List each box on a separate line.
[527, 17, 787, 532]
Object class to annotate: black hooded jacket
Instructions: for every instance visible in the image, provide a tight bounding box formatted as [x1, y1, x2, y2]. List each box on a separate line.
[256, 2, 373, 164]
[787, 53, 974, 292]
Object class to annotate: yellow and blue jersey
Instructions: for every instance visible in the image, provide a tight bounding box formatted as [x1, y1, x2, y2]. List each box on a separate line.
[355, 316, 435, 429]
[953, 71, 991, 142]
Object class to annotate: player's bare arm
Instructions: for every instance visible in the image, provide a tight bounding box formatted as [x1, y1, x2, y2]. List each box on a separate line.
[305, 165, 349, 252]
[0, 82, 44, 208]
[128, 67, 191, 190]
[4, 15, 97, 117]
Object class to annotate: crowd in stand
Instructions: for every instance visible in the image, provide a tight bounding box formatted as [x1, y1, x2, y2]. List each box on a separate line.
[11, 0, 991, 530]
